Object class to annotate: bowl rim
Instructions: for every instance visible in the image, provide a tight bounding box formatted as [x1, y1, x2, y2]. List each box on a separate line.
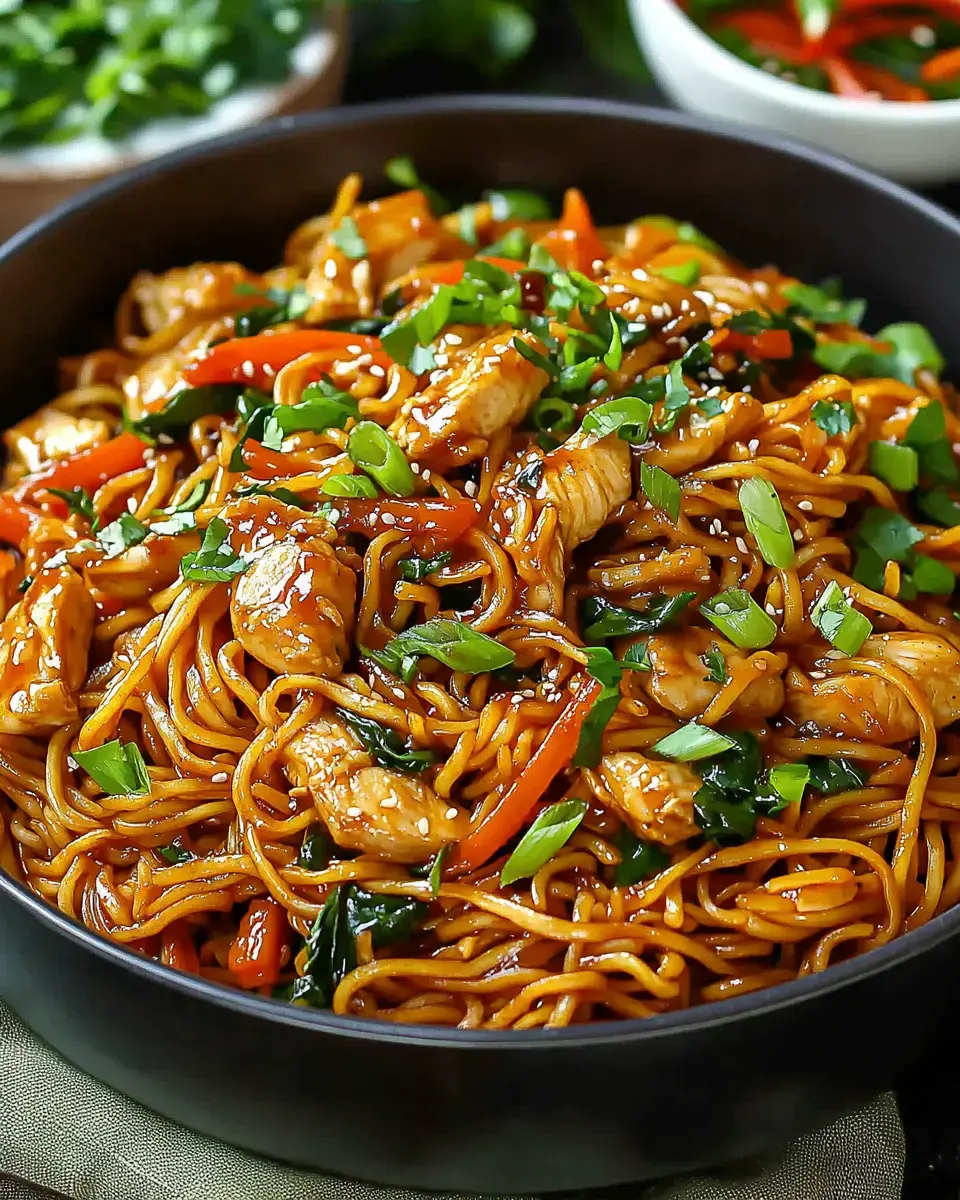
[639, 0, 960, 120]
[3, 92, 960, 1048]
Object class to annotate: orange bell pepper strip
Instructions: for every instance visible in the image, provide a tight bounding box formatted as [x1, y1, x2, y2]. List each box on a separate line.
[185, 330, 393, 391]
[720, 11, 817, 62]
[449, 677, 602, 874]
[854, 62, 929, 100]
[160, 922, 200, 975]
[227, 898, 287, 990]
[922, 45, 960, 83]
[15, 432, 148, 506]
[333, 498, 481, 542]
[719, 327, 796, 360]
[409, 257, 529, 288]
[536, 188, 608, 276]
[0, 495, 41, 549]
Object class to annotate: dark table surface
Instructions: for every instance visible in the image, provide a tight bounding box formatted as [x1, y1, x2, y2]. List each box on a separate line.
[342, 11, 959, 1200]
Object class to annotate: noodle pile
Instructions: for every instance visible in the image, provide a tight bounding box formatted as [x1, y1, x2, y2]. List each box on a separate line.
[1, 169, 959, 1029]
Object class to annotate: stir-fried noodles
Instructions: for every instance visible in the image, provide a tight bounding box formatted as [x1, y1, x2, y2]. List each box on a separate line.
[1, 169, 958, 1028]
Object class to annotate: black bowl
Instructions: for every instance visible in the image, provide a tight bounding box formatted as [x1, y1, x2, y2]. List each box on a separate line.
[2, 96, 959, 1195]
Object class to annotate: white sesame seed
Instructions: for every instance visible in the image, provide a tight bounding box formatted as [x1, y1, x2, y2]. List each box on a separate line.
[798, 500, 813, 511]
[347, 344, 363, 356]
[747, 439, 760, 452]
[650, 304, 664, 320]
[736, 537, 749, 554]
[707, 367, 724, 382]
[392, 687, 405, 700]
[67, 756, 78, 771]
[445, 332, 463, 346]
[793, 528, 803, 542]
[464, 480, 478, 497]
[809, 670, 826, 680]
[417, 817, 430, 836]
[324, 259, 338, 279]
[421, 469, 431, 482]
[326, 508, 341, 524]
[240, 360, 255, 379]
[911, 23, 935, 45]
[369, 364, 385, 379]
[410, 462, 420, 475]
[445, 807, 458, 820]
[381, 512, 396, 526]
[262, 363, 276, 378]
[381, 797, 399, 809]
[346, 806, 362, 818]
[704, 385, 722, 398]
[765, 602, 777, 615]
[211, 771, 228, 784]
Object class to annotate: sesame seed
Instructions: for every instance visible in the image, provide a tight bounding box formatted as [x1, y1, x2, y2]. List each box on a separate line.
[793, 528, 803, 542]
[911, 23, 935, 45]
[736, 537, 749, 554]
[381, 797, 399, 809]
[704, 385, 722, 398]
[446, 332, 463, 346]
[707, 367, 724, 382]
[410, 462, 420, 475]
[747, 439, 760, 452]
[323, 259, 337, 279]
[445, 807, 458, 820]
[241, 360, 255, 379]
[421, 469, 432, 482]
[765, 602, 777, 615]
[66, 756, 78, 771]
[798, 500, 813, 512]
[417, 817, 430, 836]
[809, 670, 826, 680]
[381, 512, 397, 526]
[369, 365, 385, 379]
[211, 771, 228, 784]
[464, 480, 478, 497]
[392, 687, 405, 700]
[650, 304, 664, 320]
[262, 364, 276, 378]
[347, 344, 363, 356]
[326, 508, 341, 524]
[346, 806, 362, 818]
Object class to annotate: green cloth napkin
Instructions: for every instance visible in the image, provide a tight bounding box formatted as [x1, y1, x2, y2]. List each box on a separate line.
[0, 1003, 903, 1200]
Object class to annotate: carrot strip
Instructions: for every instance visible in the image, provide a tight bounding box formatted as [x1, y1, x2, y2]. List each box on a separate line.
[536, 188, 608, 275]
[922, 45, 960, 83]
[411, 257, 529, 287]
[15, 433, 148, 505]
[185, 330, 392, 391]
[227, 898, 286, 989]
[723, 328, 796, 360]
[160, 922, 200, 975]
[450, 678, 602, 873]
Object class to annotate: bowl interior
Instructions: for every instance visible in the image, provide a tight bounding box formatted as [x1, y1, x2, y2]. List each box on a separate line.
[3, 96, 960, 1042]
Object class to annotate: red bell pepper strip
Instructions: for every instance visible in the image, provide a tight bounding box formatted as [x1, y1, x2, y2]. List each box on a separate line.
[227, 898, 287, 990]
[720, 327, 796, 360]
[720, 11, 817, 62]
[536, 188, 608, 275]
[185, 330, 393, 391]
[411, 257, 529, 287]
[15, 433, 148, 505]
[822, 55, 877, 98]
[0, 495, 41, 549]
[333, 498, 481, 542]
[449, 678, 602, 874]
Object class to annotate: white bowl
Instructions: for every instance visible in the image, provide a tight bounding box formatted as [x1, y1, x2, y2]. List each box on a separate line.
[631, 0, 960, 185]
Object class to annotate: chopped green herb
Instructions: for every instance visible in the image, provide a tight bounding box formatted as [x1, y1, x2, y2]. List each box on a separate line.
[573, 647, 623, 768]
[529, 396, 577, 435]
[398, 551, 452, 582]
[806, 756, 868, 796]
[485, 189, 552, 221]
[234, 283, 312, 337]
[299, 824, 333, 871]
[814, 322, 944, 385]
[457, 204, 480, 247]
[581, 395, 653, 444]
[159, 840, 194, 865]
[917, 487, 960, 528]
[501, 799, 588, 886]
[768, 763, 810, 805]
[339, 708, 436, 774]
[97, 513, 149, 559]
[700, 645, 727, 684]
[383, 156, 448, 213]
[783, 280, 865, 327]
[904, 401, 959, 486]
[910, 554, 956, 595]
[180, 517, 249, 583]
[655, 259, 701, 287]
[811, 398, 857, 437]
[621, 641, 651, 671]
[48, 486, 98, 531]
[73, 739, 150, 798]
[612, 830, 670, 886]
[128, 383, 246, 443]
[369, 618, 514, 679]
[581, 592, 695, 641]
[321, 475, 379, 499]
[164, 480, 211, 515]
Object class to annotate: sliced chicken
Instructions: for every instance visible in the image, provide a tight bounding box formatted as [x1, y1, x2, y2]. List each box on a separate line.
[3, 406, 111, 477]
[639, 628, 787, 723]
[283, 714, 467, 862]
[389, 330, 550, 468]
[0, 566, 95, 734]
[491, 426, 631, 614]
[129, 262, 260, 336]
[784, 632, 960, 743]
[644, 391, 763, 476]
[596, 751, 701, 846]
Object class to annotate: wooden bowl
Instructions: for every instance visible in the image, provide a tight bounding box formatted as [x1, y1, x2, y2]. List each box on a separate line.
[0, 5, 348, 245]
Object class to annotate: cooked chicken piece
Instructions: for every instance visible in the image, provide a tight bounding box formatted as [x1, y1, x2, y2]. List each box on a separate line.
[3, 407, 111, 476]
[222, 494, 355, 678]
[122, 322, 221, 416]
[597, 751, 701, 846]
[639, 628, 787, 722]
[643, 391, 763, 476]
[389, 330, 549, 468]
[0, 567, 94, 735]
[129, 262, 259, 335]
[491, 427, 632, 614]
[784, 632, 960, 743]
[84, 535, 198, 601]
[305, 191, 443, 322]
[283, 714, 467, 861]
